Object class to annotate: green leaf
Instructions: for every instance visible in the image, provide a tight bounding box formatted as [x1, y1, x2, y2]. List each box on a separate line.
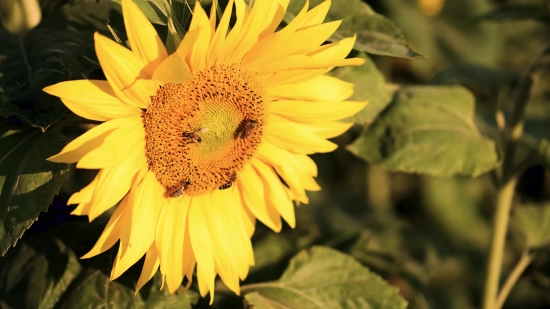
[478, 4, 550, 23]
[329, 53, 398, 126]
[0, 239, 81, 309]
[0, 224, 199, 308]
[348, 86, 500, 177]
[55, 269, 197, 309]
[514, 205, 550, 249]
[0, 125, 68, 256]
[286, 0, 423, 59]
[430, 63, 518, 104]
[111, 0, 170, 25]
[242, 246, 407, 309]
[0, 2, 124, 130]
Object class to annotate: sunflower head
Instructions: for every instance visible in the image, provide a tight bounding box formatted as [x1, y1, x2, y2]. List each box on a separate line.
[43, 0, 366, 302]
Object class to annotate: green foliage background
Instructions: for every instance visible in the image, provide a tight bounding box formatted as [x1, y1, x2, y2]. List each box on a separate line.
[1, 0, 550, 308]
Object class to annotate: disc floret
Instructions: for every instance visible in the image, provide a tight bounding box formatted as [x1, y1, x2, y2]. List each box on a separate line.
[143, 64, 265, 196]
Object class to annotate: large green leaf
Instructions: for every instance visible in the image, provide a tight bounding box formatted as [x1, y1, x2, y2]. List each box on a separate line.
[0, 2, 124, 130]
[514, 205, 550, 249]
[242, 246, 407, 309]
[329, 52, 398, 126]
[55, 269, 197, 309]
[286, 0, 423, 59]
[0, 239, 81, 309]
[348, 86, 500, 177]
[0, 125, 68, 256]
[0, 234, 198, 309]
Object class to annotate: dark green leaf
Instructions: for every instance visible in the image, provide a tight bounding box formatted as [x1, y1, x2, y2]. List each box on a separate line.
[348, 86, 500, 177]
[242, 246, 407, 309]
[0, 125, 68, 256]
[478, 4, 550, 23]
[286, 0, 423, 59]
[431, 63, 518, 104]
[329, 52, 398, 126]
[514, 205, 550, 249]
[55, 269, 197, 309]
[0, 2, 124, 130]
[0, 221, 199, 308]
[111, 0, 170, 25]
[0, 239, 81, 309]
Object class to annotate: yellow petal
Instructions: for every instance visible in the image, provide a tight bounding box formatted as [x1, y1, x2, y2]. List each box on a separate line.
[207, 0, 234, 67]
[301, 0, 331, 27]
[226, 0, 279, 64]
[262, 68, 328, 88]
[308, 122, 354, 138]
[82, 149, 146, 222]
[48, 117, 135, 163]
[307, 35, 356, 58]
[208, 192, 240, 294]
[217, 189, 254, 281]
[258, 0, 290, 40]
[135, 242, 160, 293]
[216, 0, 247, 64]
[237, 163, 282, 232]
[153, 29, 199, 83]
[269, 99, 367, 123]
[238, 192, 256, 238]
[81, 198, 128, 259]
[187, 2, 212, 72]
[209, 0, 217, 32]
[267, 75, 354, 101]
[256, 142, 320, 204]
[94, 32, 157, 108]
[67, 174, 99, 205]
[243, 20, 342, 69]
[112, 171, 164, 280]
[188, 194, 216, 301]
[182, 226, 196, 286]
[121, 0, 167, 71]
[76, 120, 145, 169]
[252, 158, 296, 228]
[156, 196, 191, 293]
[264, 116, 338, 154]
[257, 56, 364, 74]
[43, 80, 142, 121]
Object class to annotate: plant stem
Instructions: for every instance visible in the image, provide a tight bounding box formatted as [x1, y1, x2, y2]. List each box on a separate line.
[482, 41, 550, 309]
[482, 178, 517, 309]
[495, 252, 534, 309]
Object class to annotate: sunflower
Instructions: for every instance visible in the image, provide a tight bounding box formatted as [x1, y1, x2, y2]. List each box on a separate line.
[43, 0, 366, 302]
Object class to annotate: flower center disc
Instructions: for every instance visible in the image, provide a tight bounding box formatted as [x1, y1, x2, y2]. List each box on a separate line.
[143, 64, 265, 196]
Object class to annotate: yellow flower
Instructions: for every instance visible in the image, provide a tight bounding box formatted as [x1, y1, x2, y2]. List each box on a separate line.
[43, 0, 366, 302]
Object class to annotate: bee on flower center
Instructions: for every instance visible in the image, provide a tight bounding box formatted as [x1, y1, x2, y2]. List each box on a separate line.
[235, 118, 258, 139]
[182, 127, 209, 144]
[167, 180, 191, 198]
[219, 171, 237, 190]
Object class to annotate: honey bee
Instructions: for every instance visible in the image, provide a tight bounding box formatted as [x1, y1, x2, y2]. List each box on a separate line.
[235, 119, 258, 139]
[219, 171, 237, 190]
[182, 127, 209, 144]
[167, 180, 190, 198]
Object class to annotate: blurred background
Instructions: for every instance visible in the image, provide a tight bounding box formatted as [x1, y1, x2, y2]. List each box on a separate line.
[2, 0, 550, 308]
